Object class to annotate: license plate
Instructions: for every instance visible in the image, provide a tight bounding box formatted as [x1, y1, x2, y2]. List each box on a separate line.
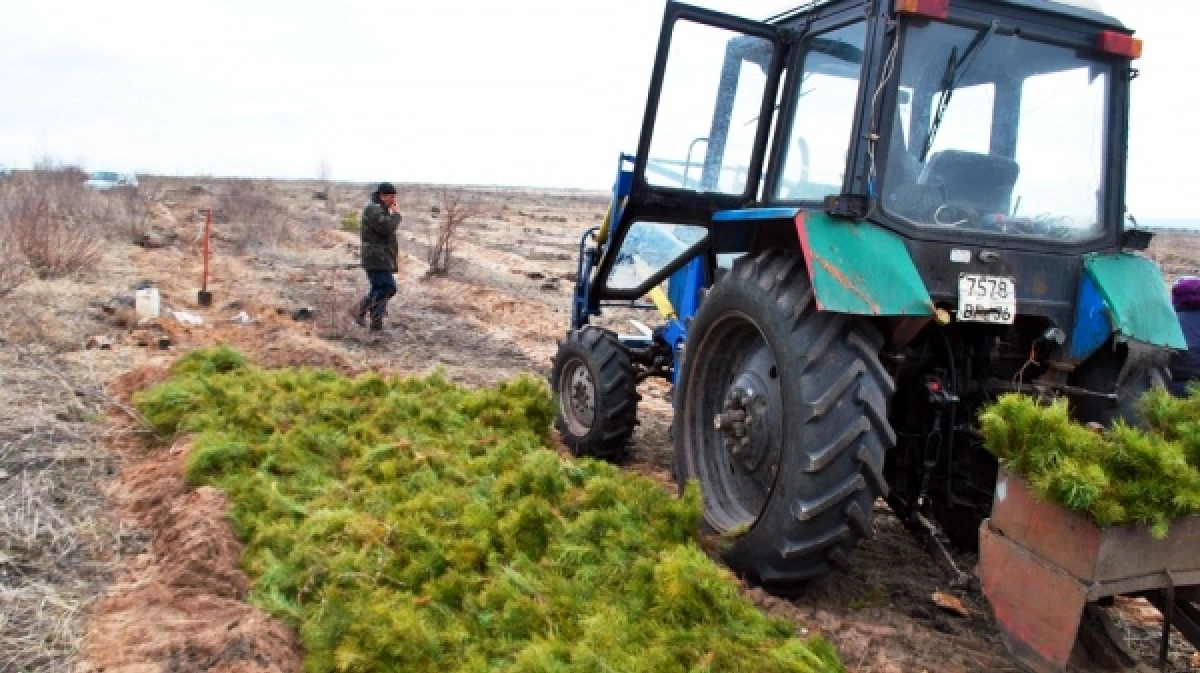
[958, 273, 1016, 324]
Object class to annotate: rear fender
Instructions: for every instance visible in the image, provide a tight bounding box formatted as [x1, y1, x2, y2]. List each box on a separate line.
[1069, 253, 1185, 358]
[793, 211, 935, 317]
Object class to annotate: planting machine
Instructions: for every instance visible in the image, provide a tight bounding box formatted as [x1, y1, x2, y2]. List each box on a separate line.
[552, 0, 1200, 669]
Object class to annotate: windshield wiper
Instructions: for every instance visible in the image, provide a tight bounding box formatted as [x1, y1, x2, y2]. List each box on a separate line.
[920, 20, 1000, 162]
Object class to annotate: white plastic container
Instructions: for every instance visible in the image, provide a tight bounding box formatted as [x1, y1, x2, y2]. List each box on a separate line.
[135, 287, 160, 323]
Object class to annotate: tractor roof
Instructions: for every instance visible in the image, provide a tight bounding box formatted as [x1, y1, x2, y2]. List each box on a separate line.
[765, 0, 1126, 30]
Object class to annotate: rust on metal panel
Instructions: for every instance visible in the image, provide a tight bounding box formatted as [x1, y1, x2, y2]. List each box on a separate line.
[990, 470, 1103, 581]
[992, 471, 1200, 589]
[814, 255, 882, 314]
[795, 210, 934, 316]
[978, 522, 1088, 673]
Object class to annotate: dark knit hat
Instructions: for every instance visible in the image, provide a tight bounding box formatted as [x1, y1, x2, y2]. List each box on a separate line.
[1173, 277, 1200, 311]
[376, 182, 397, 195]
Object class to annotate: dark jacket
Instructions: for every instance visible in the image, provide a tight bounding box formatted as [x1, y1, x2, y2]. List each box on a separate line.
[1170, 310, 1200, 396]
[360, 197, 402, 272]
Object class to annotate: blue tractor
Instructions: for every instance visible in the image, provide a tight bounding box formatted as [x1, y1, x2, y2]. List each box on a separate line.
[552, 0, 1184, 589]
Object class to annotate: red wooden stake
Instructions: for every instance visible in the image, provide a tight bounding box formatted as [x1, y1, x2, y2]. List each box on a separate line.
[198, 208, 213, 306]
[203, 209, 211, 291]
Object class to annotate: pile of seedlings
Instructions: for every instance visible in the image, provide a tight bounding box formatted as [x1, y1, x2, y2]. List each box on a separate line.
[134, 347, 842, 673]
[981, 391, 1200, 537]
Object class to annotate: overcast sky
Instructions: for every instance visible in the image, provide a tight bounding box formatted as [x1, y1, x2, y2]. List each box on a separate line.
[1, 0, 1194, 219]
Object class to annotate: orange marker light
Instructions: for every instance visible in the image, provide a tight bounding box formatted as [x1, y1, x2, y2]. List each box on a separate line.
[895, 0, 949, 20]
[1097, 30, 1143, 59]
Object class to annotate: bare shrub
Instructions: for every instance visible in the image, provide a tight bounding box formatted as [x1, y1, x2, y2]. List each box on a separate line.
[0, 172, 105, 279]
[215, 180, 296, 251]
[30, 156, 88, 187]
[310, 268, 360, 340]
[425, 187, 483, 276]
[317, 158, 337, 214]
[119, 182, 164, 240]
[0, 222, 32, 298]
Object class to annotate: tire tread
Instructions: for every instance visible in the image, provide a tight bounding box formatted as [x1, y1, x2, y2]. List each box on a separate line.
[678, 249, 896, 588]
[551, 327, 638, 460]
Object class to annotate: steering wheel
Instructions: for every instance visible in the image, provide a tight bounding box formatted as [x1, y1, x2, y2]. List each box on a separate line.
[932, 201, 979, 227]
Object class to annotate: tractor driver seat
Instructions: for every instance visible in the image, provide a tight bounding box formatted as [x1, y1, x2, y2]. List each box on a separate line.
[918, 150, 1020, 218]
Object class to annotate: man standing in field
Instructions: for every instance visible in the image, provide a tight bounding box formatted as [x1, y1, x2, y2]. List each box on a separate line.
[353, 182, 403, 332]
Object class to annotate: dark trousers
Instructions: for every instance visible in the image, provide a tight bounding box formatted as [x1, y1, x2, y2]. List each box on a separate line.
[362, 270, 397, 323]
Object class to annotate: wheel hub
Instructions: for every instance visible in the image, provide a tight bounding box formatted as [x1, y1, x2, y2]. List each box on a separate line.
[715, 375, 772, 472]
[564, 361, 596, 430]
[681, 310, 785, 531]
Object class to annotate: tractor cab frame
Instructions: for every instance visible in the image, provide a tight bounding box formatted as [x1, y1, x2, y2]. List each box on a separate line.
[582, 0, 1162, 337]
[557, 0, 1185, 600]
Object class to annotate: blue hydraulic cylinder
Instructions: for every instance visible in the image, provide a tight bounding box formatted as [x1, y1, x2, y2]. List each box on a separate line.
[664, 255, 708, 384]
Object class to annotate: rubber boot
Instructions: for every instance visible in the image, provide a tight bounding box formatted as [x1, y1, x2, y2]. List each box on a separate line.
[352, 299, 369, 327]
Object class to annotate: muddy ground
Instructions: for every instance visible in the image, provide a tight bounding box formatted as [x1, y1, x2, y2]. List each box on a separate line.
[2, 177, 1198, 673]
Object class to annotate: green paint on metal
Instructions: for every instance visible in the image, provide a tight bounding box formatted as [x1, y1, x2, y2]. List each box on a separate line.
[799, 211, 934, 316]
[1085, 253, 1186, 350]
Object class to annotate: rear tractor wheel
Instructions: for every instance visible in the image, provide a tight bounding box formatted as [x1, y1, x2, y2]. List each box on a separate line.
[1069, 345, 1170, 427]
[675, 250, 895, 588]
[551, 327, 638, 460]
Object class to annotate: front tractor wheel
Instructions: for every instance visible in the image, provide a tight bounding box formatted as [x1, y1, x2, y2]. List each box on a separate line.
[551, 327, 638, 461]
[675, 250, 895, 588]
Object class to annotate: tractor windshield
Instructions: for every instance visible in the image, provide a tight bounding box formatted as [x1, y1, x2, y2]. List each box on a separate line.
[880, 21, 1113, 242]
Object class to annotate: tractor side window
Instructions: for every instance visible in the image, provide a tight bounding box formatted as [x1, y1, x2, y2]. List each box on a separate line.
[775, 22, 867, 201]
[607, 221, 707, 291]
[645, 22, 774, 195]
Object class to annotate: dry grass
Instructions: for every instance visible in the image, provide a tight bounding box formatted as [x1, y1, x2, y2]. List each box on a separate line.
[119, 183, 165, 241]
[0, 171, 127, 282]
[0, 224, 32, 299]
[0, 347, 117, 673]
[0, 251, 128, 355]
[215, 181, 297, 251]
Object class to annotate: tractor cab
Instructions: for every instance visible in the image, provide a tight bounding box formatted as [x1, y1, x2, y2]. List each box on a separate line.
[555, 0, 1184, 610]
[587, 0, 1153, 326]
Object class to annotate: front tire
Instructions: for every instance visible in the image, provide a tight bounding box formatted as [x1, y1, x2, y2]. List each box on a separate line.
[675, 250, 895, 588]
[551, 327, 638, 460]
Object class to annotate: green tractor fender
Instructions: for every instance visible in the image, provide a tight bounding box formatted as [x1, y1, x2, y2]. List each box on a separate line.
[709, 208, 934, 316]
[792, 210, 935, 317]
[714, 210, 1185, 357]
[1070, 253, 1186, 359]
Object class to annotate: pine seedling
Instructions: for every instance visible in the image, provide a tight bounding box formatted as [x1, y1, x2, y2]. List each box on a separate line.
[135, 347, 844, 673]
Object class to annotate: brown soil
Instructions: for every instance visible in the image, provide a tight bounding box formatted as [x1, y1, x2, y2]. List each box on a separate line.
[4, 177, 1197, 673]
[74, 367, 300, 673]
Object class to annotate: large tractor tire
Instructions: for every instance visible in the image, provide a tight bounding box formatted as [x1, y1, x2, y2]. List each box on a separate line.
[1069, 345, 1170, 427]
[674, 250, 895, 588]
[551, 327, 638, 460]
